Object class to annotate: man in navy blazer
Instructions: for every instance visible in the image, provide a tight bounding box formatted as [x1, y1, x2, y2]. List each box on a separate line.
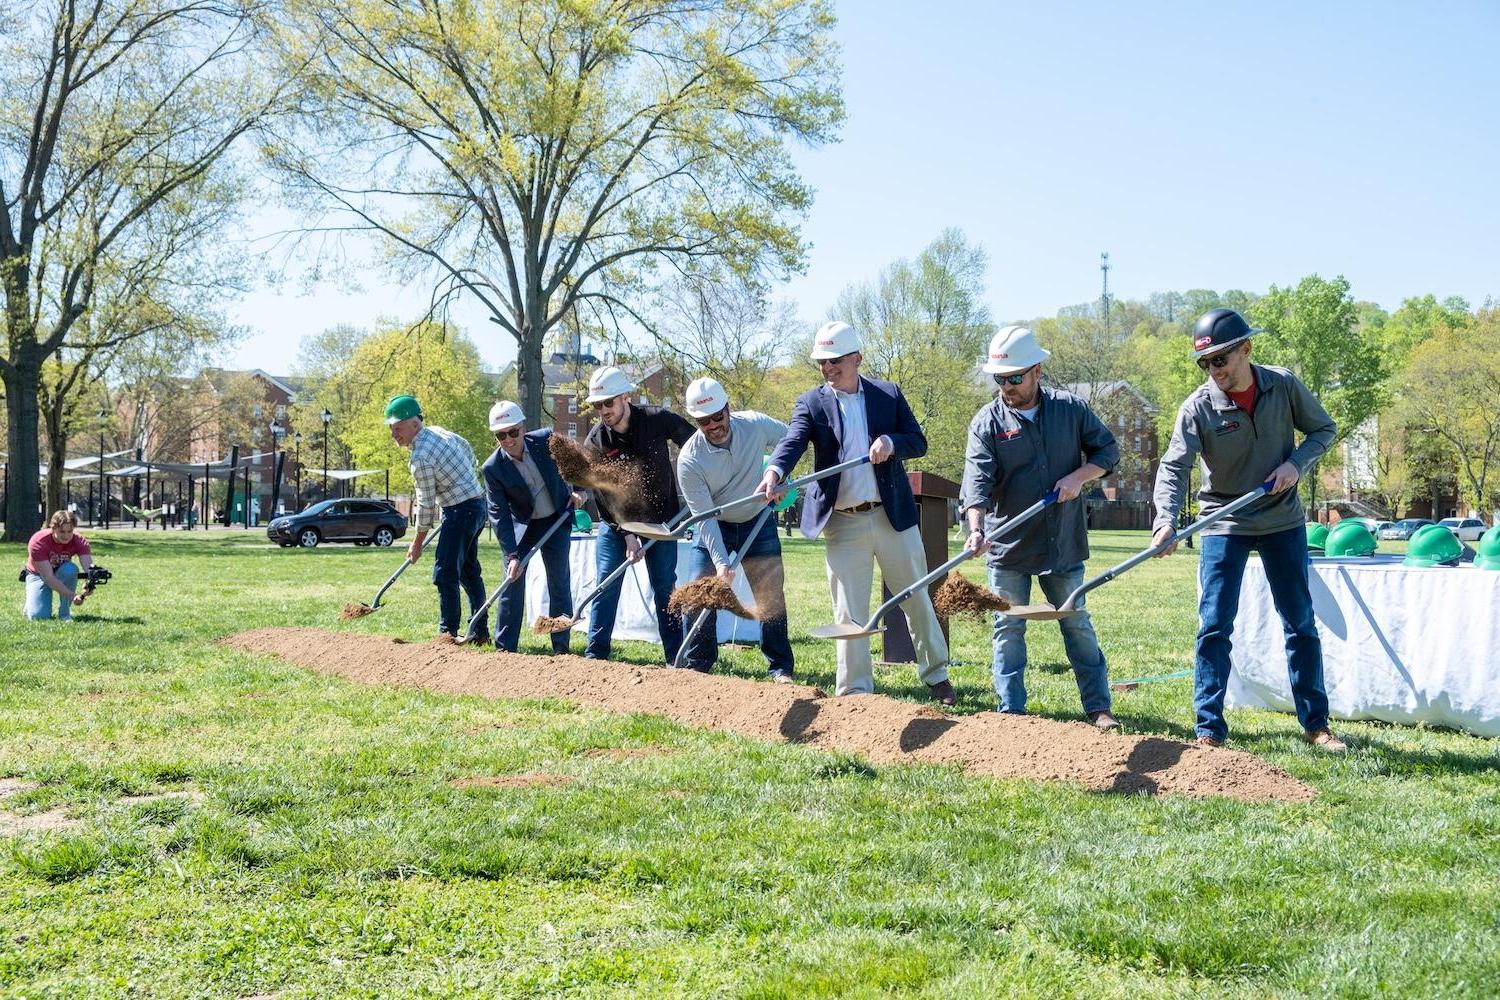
[481, 401, 578, 653]
[758, 321, 955, 705]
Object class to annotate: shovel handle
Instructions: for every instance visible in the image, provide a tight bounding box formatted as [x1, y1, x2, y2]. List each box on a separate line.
[686, 455, 872, 529]
[672, 504, 778, 670]
[572, 507, 693, 616]
[370, 522, 442, 609]
[461, 512, 572, 643]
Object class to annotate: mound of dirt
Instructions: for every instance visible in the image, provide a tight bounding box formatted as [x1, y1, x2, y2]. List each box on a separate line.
[532, 615, 576, 635]
[667, 577, 754, 620]
[339, 602, 376, 621]
[225, 629, 1315, 804]
[933, 573, 1011, 622]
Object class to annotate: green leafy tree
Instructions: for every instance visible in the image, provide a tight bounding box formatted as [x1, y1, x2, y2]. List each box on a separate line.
[269, 0, 843, 427]
[1403, 308, 1500, 517]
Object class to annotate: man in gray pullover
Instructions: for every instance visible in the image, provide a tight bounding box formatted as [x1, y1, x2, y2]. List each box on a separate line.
[1152, 308, 1346, 752]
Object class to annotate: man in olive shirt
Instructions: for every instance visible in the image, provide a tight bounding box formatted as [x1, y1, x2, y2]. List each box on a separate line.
[582, 366, 696, 661]
[960, 326, 1120, 727]
[1152, 308, 1345, 752]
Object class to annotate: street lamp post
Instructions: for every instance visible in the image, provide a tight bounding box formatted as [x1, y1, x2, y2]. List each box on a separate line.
[293, 432, 302, 509]
[321, 408, 332, 500]
[98, 407, 107, 529]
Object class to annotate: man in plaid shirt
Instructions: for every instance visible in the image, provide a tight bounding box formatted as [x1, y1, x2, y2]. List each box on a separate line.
[386, 394, 489, 641]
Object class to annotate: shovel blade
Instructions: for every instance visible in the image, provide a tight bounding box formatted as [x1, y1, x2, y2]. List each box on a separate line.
[619, 520, 682, 541]
[1002, 602, 1076, 621]
[808, 622, 883, 640]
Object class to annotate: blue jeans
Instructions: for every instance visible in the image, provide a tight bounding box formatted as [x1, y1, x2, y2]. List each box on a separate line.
[496, 511, 573, 653]
[586, 522, 683, 662]
[989, 562, 1110, 715]
[680, 516, 794, 675]
[433, 496, 488, 637]
[24, 563, 78, 620]
[1196, 526, 1329, 741]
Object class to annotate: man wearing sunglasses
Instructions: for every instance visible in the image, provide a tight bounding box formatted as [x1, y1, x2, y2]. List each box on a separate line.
[1151, 308, 1345, 752]
[582, 365, 698, 662]
[959, 325, 1121, 728]
[675, 377, 795, 679]
[481, 400, 582, 653]
[756, 320, 955, 706]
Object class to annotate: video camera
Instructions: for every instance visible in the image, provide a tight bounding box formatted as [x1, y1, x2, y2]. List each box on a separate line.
[82, 565, 112, 594]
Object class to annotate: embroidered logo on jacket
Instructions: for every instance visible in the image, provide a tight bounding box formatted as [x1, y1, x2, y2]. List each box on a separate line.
[996, 428, 1022, 442]
[1214, 421, 1241, 436]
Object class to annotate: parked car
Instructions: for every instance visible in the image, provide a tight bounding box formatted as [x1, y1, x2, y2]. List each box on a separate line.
[1339, 517, 1381, 535]
[1374, 521, 1395, 538]
[1439, 517, 1488, 542]
[267, 499, 408, 548]
[1381, 518, 1434, 541]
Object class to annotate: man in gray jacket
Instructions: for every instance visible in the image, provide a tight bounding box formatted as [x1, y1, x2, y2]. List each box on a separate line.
[960, 326, 1121, 727]
[1152, 308, 1346, 752]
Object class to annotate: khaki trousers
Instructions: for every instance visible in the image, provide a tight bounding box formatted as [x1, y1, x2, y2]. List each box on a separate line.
[822, 508, 950, 696]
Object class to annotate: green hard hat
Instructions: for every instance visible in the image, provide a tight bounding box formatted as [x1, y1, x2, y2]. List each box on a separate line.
[1305, 522, 1329, 551]
[572, 508, 593, 533]
[1474, 528, 1500, 570]
[1324, 520, 1376, 558]
[1403, 523, 1463, 568]
[384, 394, 422, 425]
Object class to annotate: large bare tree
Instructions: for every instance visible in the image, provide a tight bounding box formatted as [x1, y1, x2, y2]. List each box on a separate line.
[269, 0, 842, 425]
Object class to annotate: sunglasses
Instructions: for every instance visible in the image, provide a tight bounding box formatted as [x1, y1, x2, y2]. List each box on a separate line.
[1196, 349, 1240, 371]
[995, 367, 1033, 386]
[817, 352, 856, 368]
[495, 427, 523, 440]
[694, 409, 728, 429]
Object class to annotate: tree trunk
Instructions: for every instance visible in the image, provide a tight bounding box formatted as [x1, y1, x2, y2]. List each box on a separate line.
[2, 358, 44, 540]
[516, 307, 547, 427]
[45, 421, 67, 517]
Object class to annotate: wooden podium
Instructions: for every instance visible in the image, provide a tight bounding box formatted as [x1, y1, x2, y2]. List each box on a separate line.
[880, 471, 959, 664]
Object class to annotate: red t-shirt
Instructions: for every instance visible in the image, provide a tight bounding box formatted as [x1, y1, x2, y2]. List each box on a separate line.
[1228, 384, 1257, 417]
[26, 528, 90, 574]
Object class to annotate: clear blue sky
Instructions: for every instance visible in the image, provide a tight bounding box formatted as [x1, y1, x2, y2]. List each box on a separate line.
[227, 1, 1500, 372]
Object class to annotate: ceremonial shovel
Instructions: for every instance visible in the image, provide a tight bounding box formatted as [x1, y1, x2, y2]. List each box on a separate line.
[344, 523, 443, 617]
[1002, 479, 1278, 621]
[672, 503, 780, 670]
[808, 489, 1061, 641]
[532, 509, 693, 635]
[459, 513, 574, 644]
[618, 455, 871, 541]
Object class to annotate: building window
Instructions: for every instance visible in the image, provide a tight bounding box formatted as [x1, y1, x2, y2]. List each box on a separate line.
[567, 426, 577, 439]
[568, 397, 577, 414]
[275, 404, 286, 419]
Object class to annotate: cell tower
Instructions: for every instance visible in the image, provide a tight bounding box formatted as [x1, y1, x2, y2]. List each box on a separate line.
[1099, 251, 1111, 331]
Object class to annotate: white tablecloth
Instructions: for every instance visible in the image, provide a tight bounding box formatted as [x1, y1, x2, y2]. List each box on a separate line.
[1225, 554, 1500, 736]
[523, 533, 761, 645]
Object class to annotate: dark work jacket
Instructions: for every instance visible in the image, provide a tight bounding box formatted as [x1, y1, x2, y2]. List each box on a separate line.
[482, 429, 572, 556]
[584, 403, 696, 527]
[767, 375, 927, 539]
[959, 386, 1120, 575]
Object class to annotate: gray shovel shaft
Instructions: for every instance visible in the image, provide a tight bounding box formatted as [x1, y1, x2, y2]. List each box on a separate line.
[673, 503, 778, 669]
[571, 507, 693, 617]
[865, 490, 1058, 630]
[463, 513, 572, 639]
[1064, 480, 1274, 609]
[687, 454, 872, 529]
[370, 522, 442, 608]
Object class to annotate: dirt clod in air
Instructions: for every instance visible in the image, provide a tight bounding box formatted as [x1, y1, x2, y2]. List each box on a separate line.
[450, 774, 573, 790]
[548, 434, 652, 522]
[225, 628, 1317, 804]
[667, 577, 754, 620]
[533, 615, 575, 635]
[339, 603, 376, 621]
[933, 573, 1011, 622]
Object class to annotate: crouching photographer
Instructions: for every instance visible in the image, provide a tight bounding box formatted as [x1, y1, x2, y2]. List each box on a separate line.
[21, 510, 106, 621]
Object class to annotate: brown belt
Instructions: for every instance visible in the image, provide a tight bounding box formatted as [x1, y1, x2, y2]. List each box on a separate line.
[838, 501, 882, 514]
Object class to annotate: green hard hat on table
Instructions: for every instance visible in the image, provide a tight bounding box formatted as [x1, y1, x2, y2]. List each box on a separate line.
[763, 455, 799, 512]
[1306, 522, 1329, 551]
[1403, 523, 1464, 568]
[384, 394, 422, 424]
[1474, 528, 1500, 570]
[573, 508, 593, 533]
[1324, 520, 1375, 557]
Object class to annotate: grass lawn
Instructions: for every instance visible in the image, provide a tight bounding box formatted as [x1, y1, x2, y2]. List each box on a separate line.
[2, 527, 1497, 998]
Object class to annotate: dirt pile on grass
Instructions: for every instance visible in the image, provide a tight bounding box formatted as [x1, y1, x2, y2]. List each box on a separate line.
[933, 573, 1011, 621]
[667, 577, 754, 620]
[339, 602, 376, 621]
[226, 628, 1315, 803]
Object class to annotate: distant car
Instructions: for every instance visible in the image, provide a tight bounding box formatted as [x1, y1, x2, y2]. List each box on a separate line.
[1339, 517, 1381, 535]
[1382, 518, 1434, 541]
[1439, 517, 1488, 542]
[267, 499, 408, 548]
[1374, 521, 1395, 538]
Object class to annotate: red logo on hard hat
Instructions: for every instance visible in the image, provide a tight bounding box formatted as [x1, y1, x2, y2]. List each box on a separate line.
[818, 337, 834, 346]
[693, 396, 714, 406]
[1194, 334, 1213, 350]
[993, 352, 1008, 359]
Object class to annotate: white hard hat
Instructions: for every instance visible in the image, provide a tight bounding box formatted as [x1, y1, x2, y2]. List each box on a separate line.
[809, 320, 862, 360]
[487, 400, 525, 432]
[684, 376, 729, 419]
[982, 325, 1051, 374]
[586, 365, 637, 404]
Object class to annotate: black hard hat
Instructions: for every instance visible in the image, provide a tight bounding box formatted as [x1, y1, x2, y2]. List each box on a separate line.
[1192, 308, 1263, 358]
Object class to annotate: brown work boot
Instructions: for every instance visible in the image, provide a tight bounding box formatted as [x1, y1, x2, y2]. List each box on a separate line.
[1087, 710, 1120, 732]
[927, 680, 957, 707]
[1301, 728, 1348, 753]
[1195, 735, 1223, 749]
